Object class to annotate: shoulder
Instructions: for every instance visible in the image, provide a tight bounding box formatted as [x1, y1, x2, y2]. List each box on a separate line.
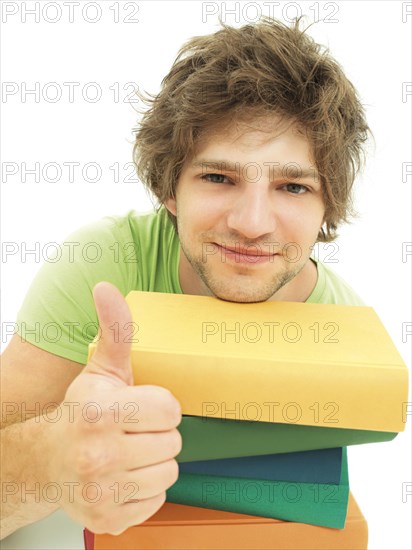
[306, 259, 366, 306]
[66, 208, 159, 242]
[91, 206, 174, 247]
[58, 207, 173, 270]
[68, 206, 180, 294]
[14, 208, 171, 364]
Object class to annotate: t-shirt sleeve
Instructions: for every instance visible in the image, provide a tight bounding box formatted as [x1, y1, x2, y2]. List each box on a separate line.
[15, 215, 140, 365]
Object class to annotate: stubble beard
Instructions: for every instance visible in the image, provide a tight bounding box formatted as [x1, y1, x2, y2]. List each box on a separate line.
[179, 238, 304, 303]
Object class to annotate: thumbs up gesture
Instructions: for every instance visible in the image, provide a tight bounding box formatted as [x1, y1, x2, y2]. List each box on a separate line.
[47, 282, 182, 535]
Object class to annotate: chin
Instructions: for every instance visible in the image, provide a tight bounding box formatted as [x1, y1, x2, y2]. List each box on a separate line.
[213, 288, 272, 304]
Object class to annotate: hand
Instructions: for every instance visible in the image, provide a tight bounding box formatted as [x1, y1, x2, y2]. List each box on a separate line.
[47, 282, 182, 535]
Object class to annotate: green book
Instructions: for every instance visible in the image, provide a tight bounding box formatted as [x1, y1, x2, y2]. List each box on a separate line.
[176, 415, 396, 462]
[168, 447, 349, 529]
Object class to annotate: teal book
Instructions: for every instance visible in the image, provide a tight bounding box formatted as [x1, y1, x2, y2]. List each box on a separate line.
[168, 447, 350, 529]
[178, 447, 342, 484]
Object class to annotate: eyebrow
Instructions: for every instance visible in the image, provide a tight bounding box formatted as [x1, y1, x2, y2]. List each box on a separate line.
[190, 158, 320, 180]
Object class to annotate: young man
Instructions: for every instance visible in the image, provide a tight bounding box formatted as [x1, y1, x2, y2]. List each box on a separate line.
[1, 17, 370, 538]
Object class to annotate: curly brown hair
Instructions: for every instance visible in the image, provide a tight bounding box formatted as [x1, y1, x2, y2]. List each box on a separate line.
[132, 16, 372, 242]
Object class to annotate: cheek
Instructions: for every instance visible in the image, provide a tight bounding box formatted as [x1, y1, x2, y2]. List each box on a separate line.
[177, 203, 214, 243]
[182, 198, 224, 230]
[279, 203, 324, 239]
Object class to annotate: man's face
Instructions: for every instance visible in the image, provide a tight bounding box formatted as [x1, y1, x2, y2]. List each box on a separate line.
[165, 116, 325, 303]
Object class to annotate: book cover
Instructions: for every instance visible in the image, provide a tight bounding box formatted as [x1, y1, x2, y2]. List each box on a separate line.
[177, 415, 397, 462]
[179, 447, 343, 484]
[88, 291, 408, 432]
[167, 449, 349, 529]
[85, 491, 367, 550]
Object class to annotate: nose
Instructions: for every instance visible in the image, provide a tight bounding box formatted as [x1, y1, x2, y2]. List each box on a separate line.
[226, 186, 278, 240]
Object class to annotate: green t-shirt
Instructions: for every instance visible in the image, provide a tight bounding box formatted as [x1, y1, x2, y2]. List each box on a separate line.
[15, 206, 365, 365]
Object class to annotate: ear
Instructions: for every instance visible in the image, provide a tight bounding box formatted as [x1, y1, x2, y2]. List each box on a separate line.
[164, 196, 177, 216]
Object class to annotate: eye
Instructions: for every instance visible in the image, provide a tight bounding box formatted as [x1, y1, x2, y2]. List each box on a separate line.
[201, 173, 232, 184]
[282, 183, 309, 194]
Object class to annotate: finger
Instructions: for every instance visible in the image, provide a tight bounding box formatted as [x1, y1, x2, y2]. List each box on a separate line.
[115, 429, 183, 470]
[86, 492, 167, 535]
[85, 282, 134, 386]
[113, 459, 179, 503]
[112, 385, 182, 433]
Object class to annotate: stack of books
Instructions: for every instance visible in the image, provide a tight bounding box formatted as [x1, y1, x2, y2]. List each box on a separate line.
[85, 291, 408, 549]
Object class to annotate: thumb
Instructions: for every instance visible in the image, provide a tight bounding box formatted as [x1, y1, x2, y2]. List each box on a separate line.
[85, 281, 134, 386]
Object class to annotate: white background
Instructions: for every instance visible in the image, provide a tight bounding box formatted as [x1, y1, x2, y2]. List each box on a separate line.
[1, 1, 411, 549]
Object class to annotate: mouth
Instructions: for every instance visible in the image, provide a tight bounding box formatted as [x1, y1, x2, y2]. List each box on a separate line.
[214, 243, 278, 264]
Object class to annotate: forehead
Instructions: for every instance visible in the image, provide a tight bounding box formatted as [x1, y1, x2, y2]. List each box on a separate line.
[193, 113, 308, 153]
[189, 114, 314, 173]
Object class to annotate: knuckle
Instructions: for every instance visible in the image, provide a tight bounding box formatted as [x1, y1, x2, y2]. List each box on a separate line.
[107, 526, 128, 537]
[167, 429, 183, 457]
[85, 507, 107, 529]
[74, 413, 97, 433]
[138, 386, 181, 426]
[162, 393, 182, 426]
[150, 491, 167, 515]
[73, 401, 115, 433]
[93, 487, 114, 508]
[102, 517, 126, 535]
[147, 491, 166, 513]
[89, 516, 118, 535]
[96, 406, 114, 427]
[73, 445, 113, 479]
[165, 459, 179, 487]
[74, 412, 103, 434]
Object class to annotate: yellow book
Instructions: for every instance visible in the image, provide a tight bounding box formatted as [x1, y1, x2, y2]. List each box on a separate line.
[88, 291, 408, 432]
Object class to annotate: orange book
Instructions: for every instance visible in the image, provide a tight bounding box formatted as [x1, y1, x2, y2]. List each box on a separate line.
[84, 491, 368, 550]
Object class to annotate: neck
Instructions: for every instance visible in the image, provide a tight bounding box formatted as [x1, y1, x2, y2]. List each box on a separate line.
[267, 258, 318, 302]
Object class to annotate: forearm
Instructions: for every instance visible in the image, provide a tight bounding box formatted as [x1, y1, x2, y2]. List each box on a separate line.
[0, 415, 59, 540]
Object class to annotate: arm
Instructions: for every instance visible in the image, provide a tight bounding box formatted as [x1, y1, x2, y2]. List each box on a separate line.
[1, 334, 84, 429]
[1, 284, 182, 540]
[1, 335, 84, 538]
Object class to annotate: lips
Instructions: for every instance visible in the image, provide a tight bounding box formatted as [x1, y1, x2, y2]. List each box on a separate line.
[215, 243, 275, 257]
